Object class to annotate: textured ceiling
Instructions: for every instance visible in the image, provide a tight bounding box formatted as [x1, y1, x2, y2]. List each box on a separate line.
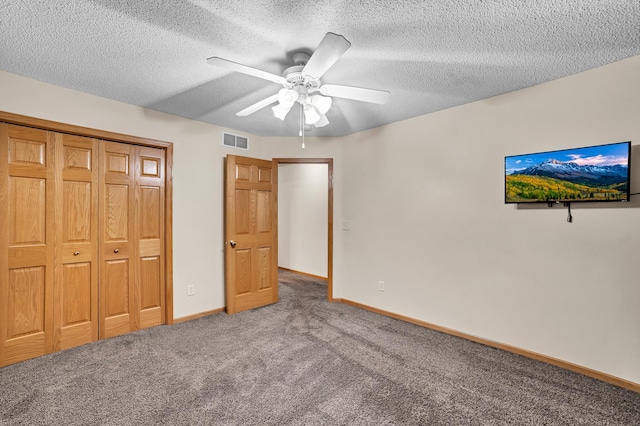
[1, 1, 639, 137]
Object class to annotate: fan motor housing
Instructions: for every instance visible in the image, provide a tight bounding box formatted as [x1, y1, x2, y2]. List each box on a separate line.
[282, 55, 320, 91]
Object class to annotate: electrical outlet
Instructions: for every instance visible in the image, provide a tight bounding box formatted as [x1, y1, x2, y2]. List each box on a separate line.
[342, 221, 351, 231]
[378, 281, 385, 292]
[187, 285, 195, 296]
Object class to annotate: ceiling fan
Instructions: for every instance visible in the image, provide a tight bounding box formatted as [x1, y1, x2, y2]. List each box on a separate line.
[206, 32, 390, 129]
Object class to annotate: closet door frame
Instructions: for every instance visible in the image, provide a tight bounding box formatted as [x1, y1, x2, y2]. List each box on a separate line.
[0, 111, 174, 325]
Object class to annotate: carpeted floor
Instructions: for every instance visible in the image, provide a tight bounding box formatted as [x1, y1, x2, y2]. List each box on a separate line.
[1, 269, 638, 425]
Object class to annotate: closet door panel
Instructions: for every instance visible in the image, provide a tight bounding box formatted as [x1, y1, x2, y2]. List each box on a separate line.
[1, 124, 55, 366]
[4, 267, 46, 363]
[58, 262, 93, 348]
[137, 147, 165, 329]
[54, 134, 98, 350]
[100, 142, 136, 339]
[102, 258, 131, 336]
[139, 256, 161, 328]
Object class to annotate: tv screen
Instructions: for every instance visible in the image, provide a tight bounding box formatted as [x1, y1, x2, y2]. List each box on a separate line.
[505, 141, 631, 203]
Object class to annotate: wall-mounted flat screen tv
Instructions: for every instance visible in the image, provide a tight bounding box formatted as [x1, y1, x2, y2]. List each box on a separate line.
[505, 141, 631, 203]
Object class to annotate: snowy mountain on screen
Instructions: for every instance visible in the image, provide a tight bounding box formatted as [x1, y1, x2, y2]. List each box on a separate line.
[518, 159, 628, 186]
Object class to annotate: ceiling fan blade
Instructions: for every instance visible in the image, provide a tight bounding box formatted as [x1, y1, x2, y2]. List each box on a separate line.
[302, 32, 351, 79]
[236, 94, 279, 116]
[320, 84, 390, 105]
[207, 57, 286, 85]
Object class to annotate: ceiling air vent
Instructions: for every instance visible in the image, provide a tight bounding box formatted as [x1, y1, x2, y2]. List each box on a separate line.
[223, 132, 249, 150]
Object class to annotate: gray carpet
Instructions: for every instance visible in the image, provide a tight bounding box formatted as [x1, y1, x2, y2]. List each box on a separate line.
[1, 270, 638, 425]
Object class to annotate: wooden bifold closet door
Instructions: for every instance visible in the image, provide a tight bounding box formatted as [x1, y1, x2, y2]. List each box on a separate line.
[0, 125, 56, 365]
[54, 133, 99, 351]
[0, 123, 166, 367]
[99, 142, 165, 339]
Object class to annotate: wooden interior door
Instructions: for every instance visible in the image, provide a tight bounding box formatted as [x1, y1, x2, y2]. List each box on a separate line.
[99, 141, 136, 338]
[225, 155, 278, 314]
[136, 146, 165, 329]
[0, 124, 55, 366]
[53, 133, 99, 350]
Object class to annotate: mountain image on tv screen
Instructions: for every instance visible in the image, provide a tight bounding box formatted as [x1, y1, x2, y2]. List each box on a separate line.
[505, 141, 631, 203]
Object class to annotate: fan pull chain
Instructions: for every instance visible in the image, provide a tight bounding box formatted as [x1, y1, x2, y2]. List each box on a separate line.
[299, 103, 305, 149]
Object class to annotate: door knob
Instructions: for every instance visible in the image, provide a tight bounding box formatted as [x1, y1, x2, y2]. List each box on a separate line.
[229, 240, 237, 248]
[114, 249, 119, 253]
[74, 251, 80, 256]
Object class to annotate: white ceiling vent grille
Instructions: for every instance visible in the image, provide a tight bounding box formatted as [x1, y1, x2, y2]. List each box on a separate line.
[223, 132, 249, 150]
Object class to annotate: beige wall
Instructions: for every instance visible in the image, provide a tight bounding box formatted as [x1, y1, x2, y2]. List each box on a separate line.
[1, 54, 639, 385]
[340, 55, 640, 384]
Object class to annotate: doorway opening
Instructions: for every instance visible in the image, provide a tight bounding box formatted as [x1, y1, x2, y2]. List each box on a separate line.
[275, 158, 333, 301]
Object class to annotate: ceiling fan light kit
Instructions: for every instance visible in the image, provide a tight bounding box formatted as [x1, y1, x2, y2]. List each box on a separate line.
[303, 103, 321, 124]
[207, 32, 390, 133]
[272, 102, 292, 120]
[277, 88, 298, 107]
[311, 94, 332, 114]
[271, 87, 331, 125]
